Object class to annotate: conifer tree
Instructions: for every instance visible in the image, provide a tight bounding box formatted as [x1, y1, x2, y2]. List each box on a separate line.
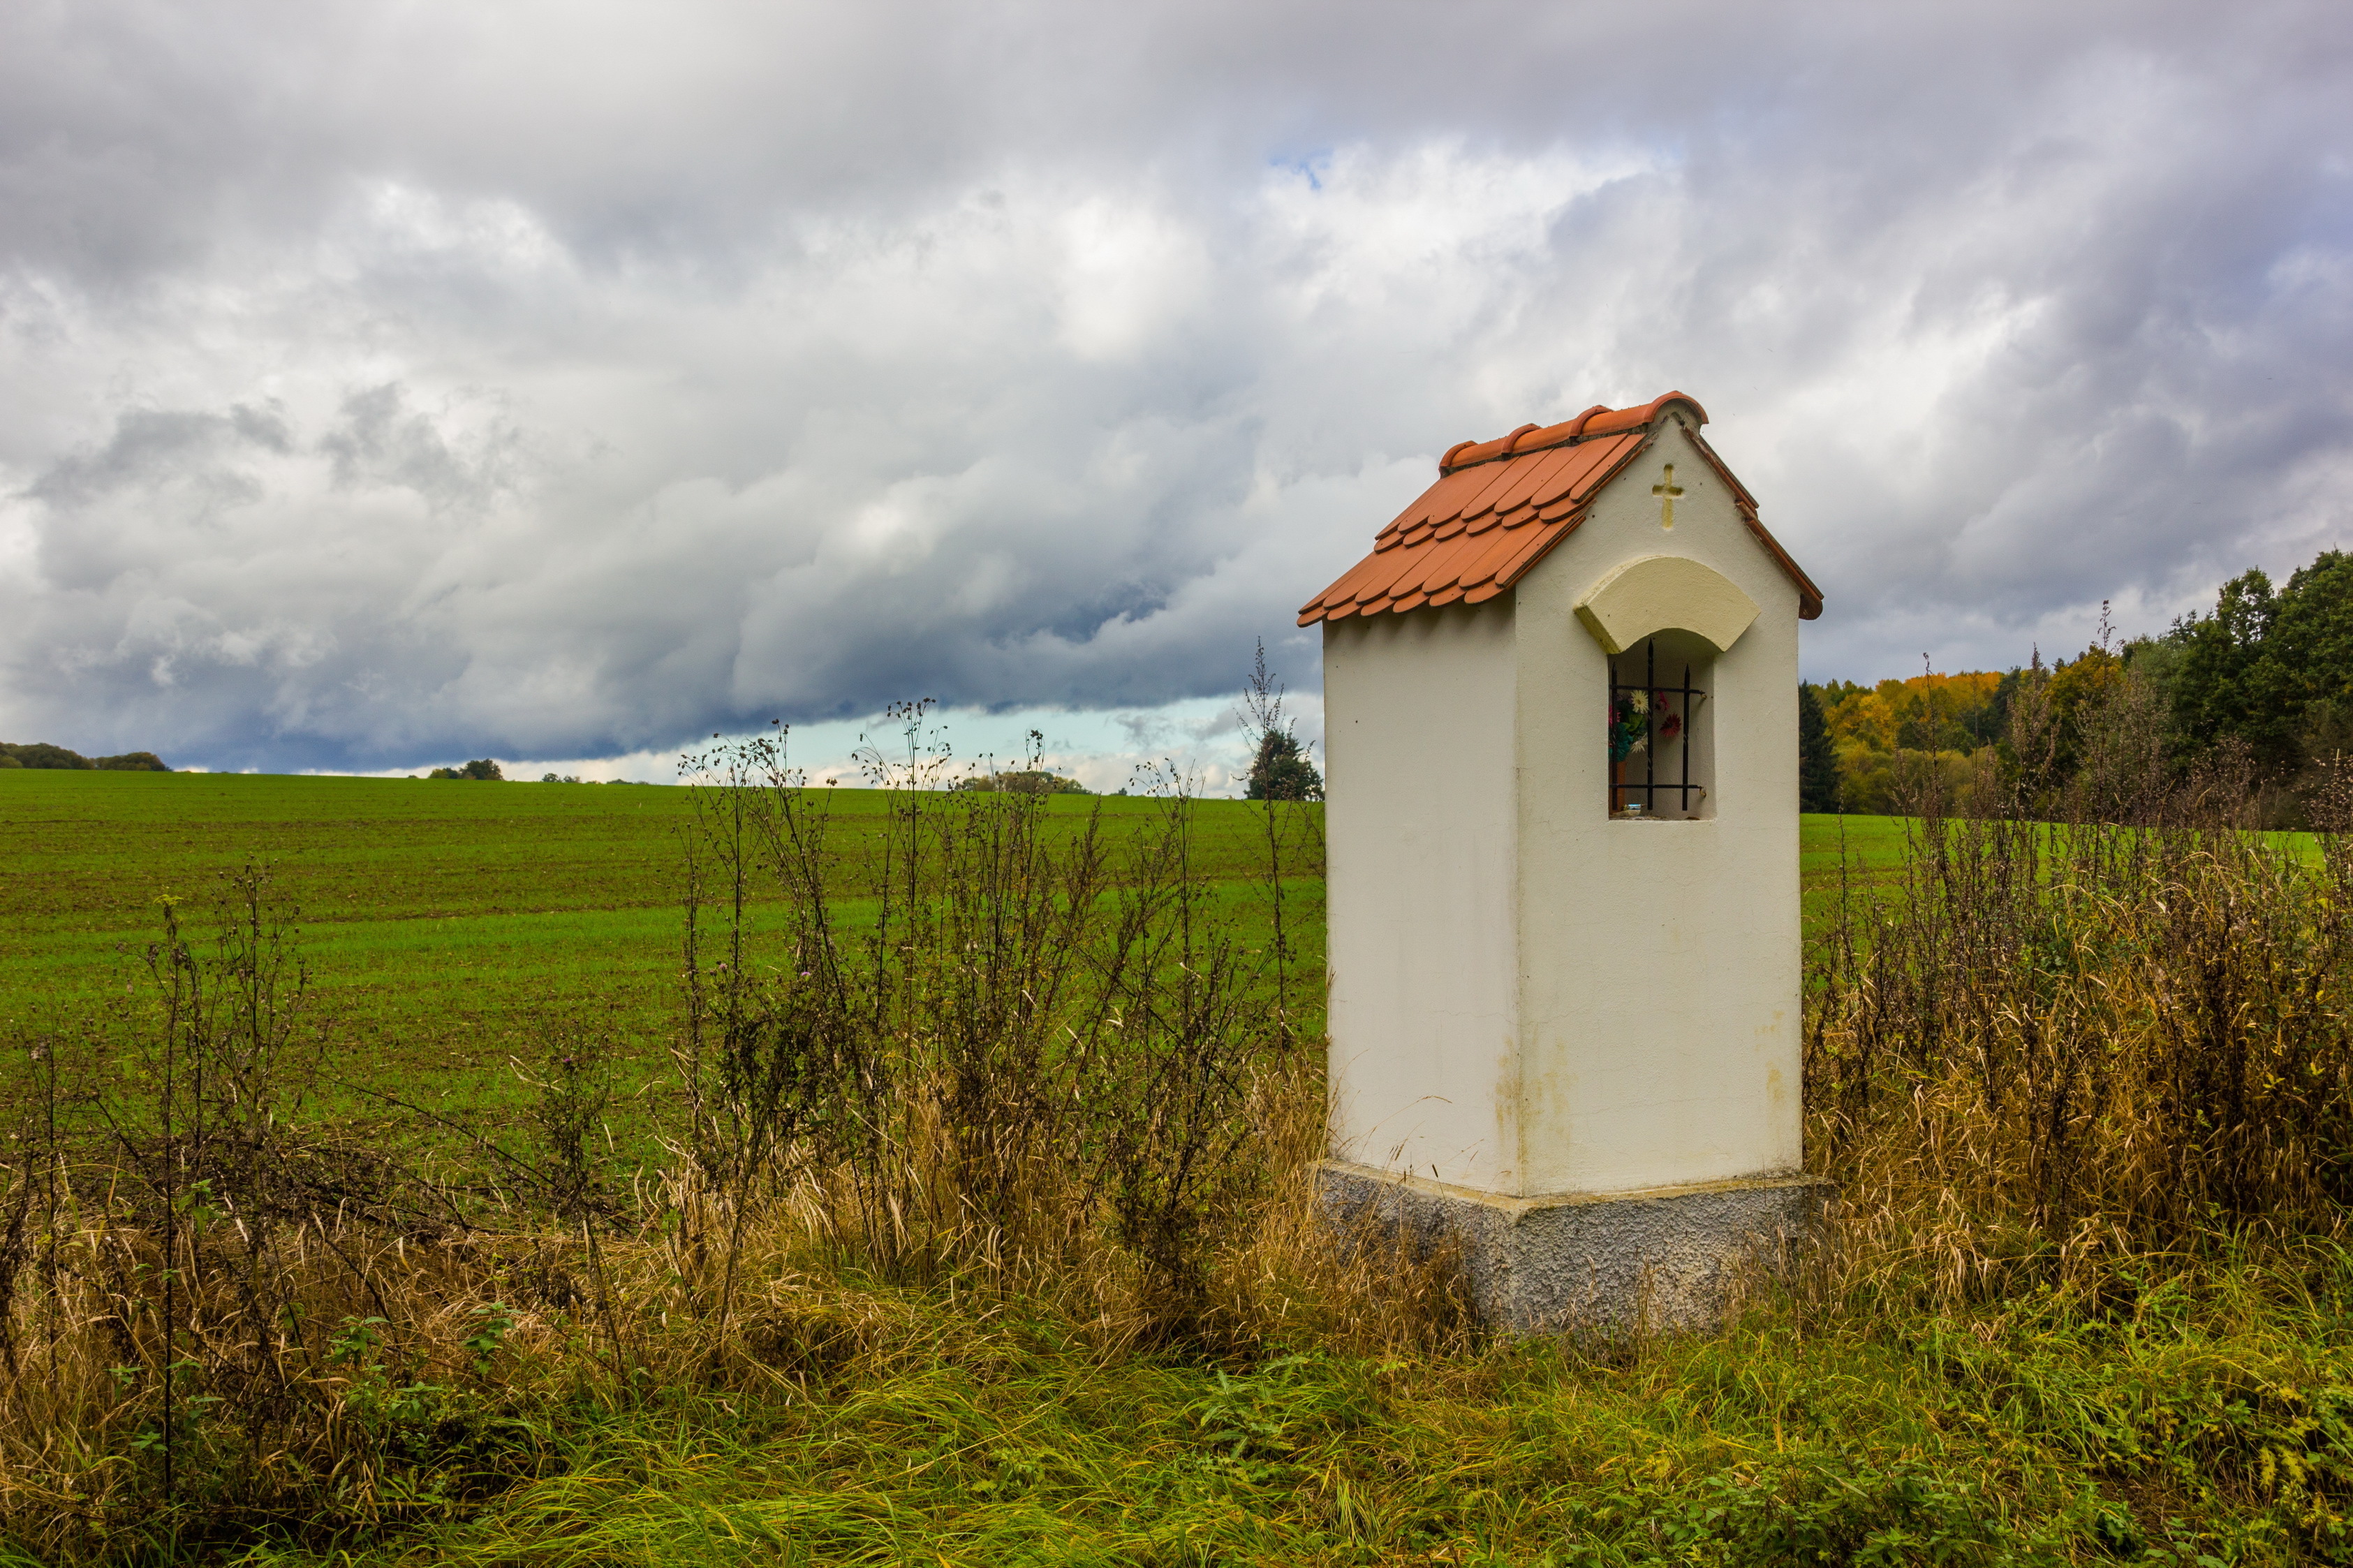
[1240, 639, 1323, 801]
[1246, 730, 1323, 801]
[1798, 683, 1841, 813]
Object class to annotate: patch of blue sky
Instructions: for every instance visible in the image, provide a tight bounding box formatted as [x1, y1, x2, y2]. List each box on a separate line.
[1269, 151, 1334, 192]
[324, 691, 1323, 798]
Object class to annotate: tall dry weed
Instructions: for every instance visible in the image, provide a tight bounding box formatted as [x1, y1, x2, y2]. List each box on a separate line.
[1809, 666, 2353, 1305]
[666, 711, 1301, 1344]
[0, 733, 1457, 1560]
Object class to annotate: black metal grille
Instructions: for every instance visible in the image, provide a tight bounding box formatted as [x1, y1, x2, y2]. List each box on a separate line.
[1609, 637, 1707, 815]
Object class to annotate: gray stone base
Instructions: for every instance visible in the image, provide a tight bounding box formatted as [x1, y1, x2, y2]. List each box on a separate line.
[1313, 1160, 1831, 1335]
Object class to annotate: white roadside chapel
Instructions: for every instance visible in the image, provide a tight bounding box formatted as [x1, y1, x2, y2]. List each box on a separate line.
[1299, 392, 1827, 1331]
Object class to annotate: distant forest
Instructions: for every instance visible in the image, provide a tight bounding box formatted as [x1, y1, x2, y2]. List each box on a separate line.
[1802, 547, 2353, 821]
[0, 742, 168, 771]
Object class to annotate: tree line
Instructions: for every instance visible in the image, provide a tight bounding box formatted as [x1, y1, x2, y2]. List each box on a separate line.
[1800, 547, 2353, 821]
[1, 742, 169, 771]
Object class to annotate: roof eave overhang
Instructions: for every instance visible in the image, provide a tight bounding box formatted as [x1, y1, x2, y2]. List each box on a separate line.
[1676, 425, 1824, 621]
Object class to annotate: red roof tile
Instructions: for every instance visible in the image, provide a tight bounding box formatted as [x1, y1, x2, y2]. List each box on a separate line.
[1298, 393, 1823, 626]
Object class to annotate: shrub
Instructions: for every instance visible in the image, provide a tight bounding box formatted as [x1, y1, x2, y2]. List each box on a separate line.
[1832, 744, 1981, 815]
[952, 768, 1087, 794]
[428, 759, 505, 781]
[0, 744, 170, 771]
[1, 741, 93, 769]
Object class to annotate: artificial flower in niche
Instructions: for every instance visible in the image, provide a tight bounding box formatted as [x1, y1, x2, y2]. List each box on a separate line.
[1609, 693, 1649, 761]
[1653, 694, 1682, 745]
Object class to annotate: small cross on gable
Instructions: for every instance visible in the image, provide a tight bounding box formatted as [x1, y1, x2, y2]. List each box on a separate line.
[1652, 464, 1685, 530]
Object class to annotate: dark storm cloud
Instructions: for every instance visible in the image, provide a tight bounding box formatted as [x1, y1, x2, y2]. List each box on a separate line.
[29, 406, 286, 506]
[1, 0, 2349, 769]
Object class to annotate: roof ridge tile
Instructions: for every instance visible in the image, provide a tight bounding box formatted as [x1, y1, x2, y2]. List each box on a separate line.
[1438, 393, 1706, 476]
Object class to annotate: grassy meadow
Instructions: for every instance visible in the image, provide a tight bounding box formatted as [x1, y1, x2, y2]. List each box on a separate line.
[1, 767, 1873, 1104]
[9, 767, 2353, 1565]
[0, 768, 1873, 1019]
[0, 770, 1328, 1116]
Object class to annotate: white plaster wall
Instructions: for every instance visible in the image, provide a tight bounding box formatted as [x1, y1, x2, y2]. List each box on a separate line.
[1323, 603, 1523, 1190]
[1512, 417, 1804, 1194]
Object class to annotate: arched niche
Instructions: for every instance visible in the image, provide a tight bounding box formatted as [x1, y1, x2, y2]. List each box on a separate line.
[1572, 554, 1759, 658]
[1605, 630, 1716, 820]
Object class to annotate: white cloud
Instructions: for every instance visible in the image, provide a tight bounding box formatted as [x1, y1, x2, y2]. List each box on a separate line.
[0, 0, 2347, 769]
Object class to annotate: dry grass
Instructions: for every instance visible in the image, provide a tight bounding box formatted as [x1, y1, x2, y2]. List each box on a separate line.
[0, 723, 1461, 1562]
[1807, 668, 2353, 1308]
[0, 1063, 1473, 1562]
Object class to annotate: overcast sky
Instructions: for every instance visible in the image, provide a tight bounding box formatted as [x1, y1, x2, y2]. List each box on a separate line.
[3, 0, 2349, 783]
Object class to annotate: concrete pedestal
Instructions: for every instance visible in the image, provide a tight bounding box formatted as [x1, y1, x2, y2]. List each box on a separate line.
[1315, 1160, 1829, 1334]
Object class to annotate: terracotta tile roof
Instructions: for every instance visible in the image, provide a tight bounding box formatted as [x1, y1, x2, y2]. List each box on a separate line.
[1298, 392, 1823, 626]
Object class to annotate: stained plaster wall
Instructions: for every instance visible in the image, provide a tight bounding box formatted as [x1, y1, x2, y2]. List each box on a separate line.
[1511, 415, 1802, 1195]
[1322, 413, 1801, 1201]
[1322, 603, 1523, 1191]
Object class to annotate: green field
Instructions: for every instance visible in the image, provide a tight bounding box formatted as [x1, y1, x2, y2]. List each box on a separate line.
[1, 769, 1880, 1088]
[0, 771, 1332, 1099]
